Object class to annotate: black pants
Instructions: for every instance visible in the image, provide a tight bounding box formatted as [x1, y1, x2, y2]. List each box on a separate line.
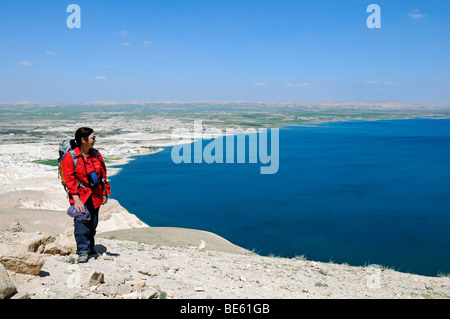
[73, 196, 99, 255]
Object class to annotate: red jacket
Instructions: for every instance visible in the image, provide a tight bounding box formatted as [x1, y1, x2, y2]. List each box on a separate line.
[62, 147, 111, 209]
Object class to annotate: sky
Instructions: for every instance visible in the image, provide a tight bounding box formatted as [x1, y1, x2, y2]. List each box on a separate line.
[0, 0, 449, 104]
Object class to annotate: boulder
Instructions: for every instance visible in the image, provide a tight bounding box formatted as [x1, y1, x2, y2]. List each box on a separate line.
[0, 263, 16, 299]
[126, 279, 146, 291]
[0, 244, 44, 276]
[53, 228, 77, 254]
[23, 232, 55, 253]
[138, 267, 160, 277]
[198, 240, 206, 252]
[115, 282, 133, 295]
[121, 292, 141, 299]
[141, 288, 159, 299]
[84, 270, 105, 287]
[9, 220, 24, 233]
[43, 242, 70, 256]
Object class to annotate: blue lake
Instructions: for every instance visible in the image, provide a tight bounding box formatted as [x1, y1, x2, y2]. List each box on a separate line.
[109, 118, 450, 276]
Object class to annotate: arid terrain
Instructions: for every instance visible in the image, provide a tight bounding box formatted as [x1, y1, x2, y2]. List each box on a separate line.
[1, 102, 449, 299]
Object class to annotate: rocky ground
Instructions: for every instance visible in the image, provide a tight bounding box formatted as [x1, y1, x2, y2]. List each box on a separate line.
[1, 226, 449, 300]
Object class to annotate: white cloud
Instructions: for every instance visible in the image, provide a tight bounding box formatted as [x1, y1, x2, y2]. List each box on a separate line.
[17, 61, 32, 66]
[143, 41, 152, 47]
[46, 51, 56, 56]
[96, 76, 107, 80]
[253, 82, 267, 86]
[115, 30, 128, 37]
[120, 42, 130, 46]
[286, 82, 311, 87]
[408, 9, 426, 20]
[365, 80, 378, 85]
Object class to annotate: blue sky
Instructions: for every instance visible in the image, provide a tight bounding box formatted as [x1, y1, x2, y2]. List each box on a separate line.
[1, 0, 449, 103]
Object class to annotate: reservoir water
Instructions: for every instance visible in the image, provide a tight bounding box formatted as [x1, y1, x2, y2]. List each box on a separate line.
[110, 119, 450, 276]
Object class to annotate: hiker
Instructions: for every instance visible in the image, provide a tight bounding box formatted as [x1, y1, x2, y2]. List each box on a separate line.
[61, 127, 111, 263]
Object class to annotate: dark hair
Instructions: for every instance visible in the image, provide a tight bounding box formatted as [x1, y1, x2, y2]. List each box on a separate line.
[70, 127, 94, 149]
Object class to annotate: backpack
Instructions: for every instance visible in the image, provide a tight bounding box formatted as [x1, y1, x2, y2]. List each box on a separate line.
[58, 139, 99, 193]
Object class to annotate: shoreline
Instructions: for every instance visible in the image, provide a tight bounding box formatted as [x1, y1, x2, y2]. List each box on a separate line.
[105, 117, 450, 278]
[1, 112, 450, 299]
[2, 116, 450, 254]
[105, 147, 165, 178]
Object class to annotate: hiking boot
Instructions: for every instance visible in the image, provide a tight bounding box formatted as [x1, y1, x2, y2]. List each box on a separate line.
[77, 253, 88, 263]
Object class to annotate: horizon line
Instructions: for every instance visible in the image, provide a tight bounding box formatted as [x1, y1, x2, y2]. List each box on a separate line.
[1, 99, 449, 108]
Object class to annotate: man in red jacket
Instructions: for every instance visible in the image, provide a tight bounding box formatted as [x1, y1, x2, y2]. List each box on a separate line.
[62, 127, 111, 263]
